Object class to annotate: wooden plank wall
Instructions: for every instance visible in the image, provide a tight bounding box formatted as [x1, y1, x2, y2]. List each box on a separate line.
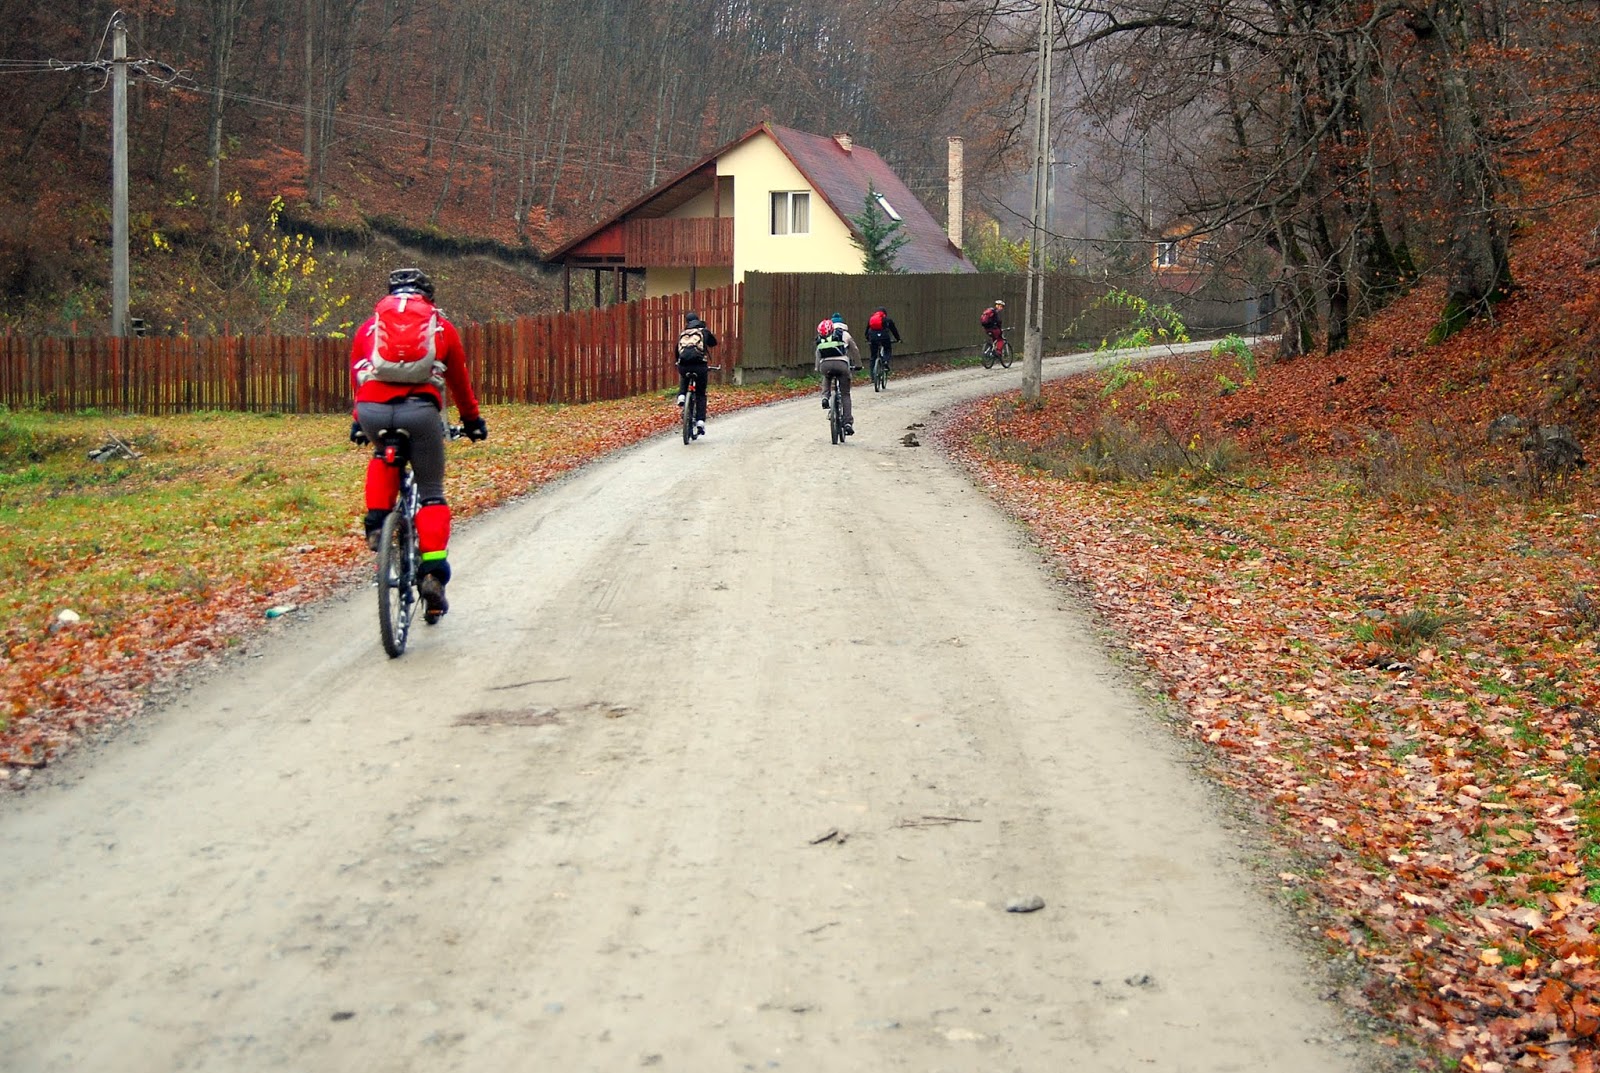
[742, 271, 1258, 375]
[0, 283, 742, 414]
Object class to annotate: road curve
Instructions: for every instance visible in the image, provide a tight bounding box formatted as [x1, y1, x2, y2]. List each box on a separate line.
[0, 347, 1373, 1072]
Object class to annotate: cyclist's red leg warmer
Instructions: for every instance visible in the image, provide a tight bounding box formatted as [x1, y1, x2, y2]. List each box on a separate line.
[364, 458, 401, 512]
[416, 502, 452, 559]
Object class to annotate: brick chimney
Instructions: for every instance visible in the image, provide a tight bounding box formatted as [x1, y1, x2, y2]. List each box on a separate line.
[947, 136, 965, 249]
[833, 133, 853, 153]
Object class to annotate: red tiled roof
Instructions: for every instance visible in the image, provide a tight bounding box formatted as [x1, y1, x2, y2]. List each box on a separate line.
[763, 124, 973, 274]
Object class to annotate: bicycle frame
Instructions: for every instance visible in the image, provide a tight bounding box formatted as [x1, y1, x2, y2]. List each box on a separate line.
[871, 339, 891, 392]
[371, 422, 460, 657]
[824, 366, 855, 444]
[374, 431, 420, 658]
[982, 328, 1014, 369]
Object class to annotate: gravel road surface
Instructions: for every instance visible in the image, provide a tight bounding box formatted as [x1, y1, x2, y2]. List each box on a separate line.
[0, 349, 1375, 1072]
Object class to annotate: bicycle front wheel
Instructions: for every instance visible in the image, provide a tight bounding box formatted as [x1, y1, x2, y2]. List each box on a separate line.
[376, 510, 414, 658]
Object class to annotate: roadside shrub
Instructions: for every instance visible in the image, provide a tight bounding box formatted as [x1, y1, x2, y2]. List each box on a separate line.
[1351, 605, 1464, 663]
[990, 413, 1244, 484]
[1346, 423, 1473, 507]
[0, 412, 76, 467]
[1211, 333, 1258, 384]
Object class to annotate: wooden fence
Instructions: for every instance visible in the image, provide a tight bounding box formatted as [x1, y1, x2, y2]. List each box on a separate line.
[0, 270, 1261, 412]
[0, 284, 742, 415]
[741, 271, 1260, 379]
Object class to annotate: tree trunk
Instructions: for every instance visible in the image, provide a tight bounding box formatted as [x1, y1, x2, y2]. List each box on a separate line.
[1413, 0, 1512, 341]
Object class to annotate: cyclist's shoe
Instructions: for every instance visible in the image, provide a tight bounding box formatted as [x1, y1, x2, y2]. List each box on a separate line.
[845, 424, 855, 436]
[420, 574, 449, 624]
[362, 509, 387, 551]
[821, 397, 829, 409]
[695, 420, 706, 435]
[676, 394, 686, 407]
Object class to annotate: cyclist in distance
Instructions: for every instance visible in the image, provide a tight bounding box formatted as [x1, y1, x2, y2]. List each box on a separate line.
[675, 310, 719, 437]
[349, 267, 487, 622]
[864, 305, 902, 380]
[815, 312, 860, 435]
[980, 298, 1006, 353]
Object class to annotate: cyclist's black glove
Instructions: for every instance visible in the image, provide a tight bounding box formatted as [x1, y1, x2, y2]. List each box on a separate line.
[349, 420, 369, 446]
[463, 417, 488, 442]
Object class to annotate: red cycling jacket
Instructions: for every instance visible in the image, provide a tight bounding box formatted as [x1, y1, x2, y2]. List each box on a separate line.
[348, 310, 481, 422]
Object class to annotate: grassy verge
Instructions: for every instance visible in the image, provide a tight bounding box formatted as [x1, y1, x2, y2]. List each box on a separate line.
[0, 381, 810, 759]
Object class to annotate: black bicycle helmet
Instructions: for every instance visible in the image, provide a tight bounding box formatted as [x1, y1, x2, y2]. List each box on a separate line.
[387, 267, 434, 299]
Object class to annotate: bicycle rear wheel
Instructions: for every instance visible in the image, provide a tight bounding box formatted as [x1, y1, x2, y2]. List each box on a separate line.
[981, 343, 996, 369]
[682, 389, 695, 444]
[871, 357, 884, 391]
[376, 510, 414, 658]
[828, 388, 842, 444]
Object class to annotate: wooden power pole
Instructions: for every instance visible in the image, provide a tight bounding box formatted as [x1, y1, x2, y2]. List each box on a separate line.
[111, 14, 129, 338]
[1022, 1, 1053, 402]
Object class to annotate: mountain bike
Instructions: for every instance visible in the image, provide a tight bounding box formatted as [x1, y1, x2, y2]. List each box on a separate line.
[824, 365, 859, 445]
[982, 327, 1014, 369]
[373, 423, 461, 658]
[870, 340, 894, 392]
[679, 364, 721, 444]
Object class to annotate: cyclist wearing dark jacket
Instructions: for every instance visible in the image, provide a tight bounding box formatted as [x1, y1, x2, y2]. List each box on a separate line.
[349, 267, 487, 622]
[675, 311, 719, 436]
[864, 306, 903, 378]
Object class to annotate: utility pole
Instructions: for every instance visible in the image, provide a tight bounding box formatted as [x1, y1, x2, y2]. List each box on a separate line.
[28, 15, 184, 337]
[1022, 0, 1053, 403]
[111, 14, 129, 338]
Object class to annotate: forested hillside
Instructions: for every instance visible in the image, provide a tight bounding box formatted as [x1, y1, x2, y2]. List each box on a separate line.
[1, 0, 1595, 357]
[0, 0, 992, 333]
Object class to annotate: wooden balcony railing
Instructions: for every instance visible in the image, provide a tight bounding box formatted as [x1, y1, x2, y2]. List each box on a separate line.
[623, 217, 733, 267]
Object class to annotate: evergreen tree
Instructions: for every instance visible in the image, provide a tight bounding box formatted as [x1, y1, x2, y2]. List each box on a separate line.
[849, 186, 910, 274]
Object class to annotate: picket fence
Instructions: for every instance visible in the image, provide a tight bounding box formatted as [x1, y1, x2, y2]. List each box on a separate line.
[0, 285, 741, 415]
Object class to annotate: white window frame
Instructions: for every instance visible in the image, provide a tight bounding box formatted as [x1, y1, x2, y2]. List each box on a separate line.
[771, 191, 811, 236]
[1155, 240, 1180, 268]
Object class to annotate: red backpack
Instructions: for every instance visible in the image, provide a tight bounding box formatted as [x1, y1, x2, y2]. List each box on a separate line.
[979, 306, 999, 329]
[360, 293, 444, 386]
[868, 310, 886, 332]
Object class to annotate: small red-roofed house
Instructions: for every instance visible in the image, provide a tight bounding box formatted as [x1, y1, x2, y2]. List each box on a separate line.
[547, 123, 973, 303]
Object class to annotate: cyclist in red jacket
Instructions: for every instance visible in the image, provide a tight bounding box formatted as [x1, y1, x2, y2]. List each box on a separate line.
[980, 298, 1006, 353]
[349, 268, 487, 622]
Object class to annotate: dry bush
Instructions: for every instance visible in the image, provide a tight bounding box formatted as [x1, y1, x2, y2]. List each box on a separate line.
[991, 414, 1245, 484]
[1346, 421, 1476, 506]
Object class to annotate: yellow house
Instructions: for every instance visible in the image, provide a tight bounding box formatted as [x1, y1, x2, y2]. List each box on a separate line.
[547, 122, 973, 304]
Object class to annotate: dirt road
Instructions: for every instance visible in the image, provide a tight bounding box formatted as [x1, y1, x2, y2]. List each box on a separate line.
[1, 351, 1375, 1072]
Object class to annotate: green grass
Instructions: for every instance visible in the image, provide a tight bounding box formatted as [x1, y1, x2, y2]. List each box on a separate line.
[4, 383, 820, 729]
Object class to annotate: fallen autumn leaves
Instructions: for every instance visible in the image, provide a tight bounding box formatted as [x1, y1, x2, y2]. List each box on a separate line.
[935, 223, 1600, 1070]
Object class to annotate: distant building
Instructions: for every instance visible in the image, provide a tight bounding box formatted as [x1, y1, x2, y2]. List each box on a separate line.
[547, 122, 974, 305]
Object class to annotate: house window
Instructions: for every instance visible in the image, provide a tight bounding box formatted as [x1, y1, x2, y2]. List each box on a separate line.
[1155, 241, 1180, 267]
[771, 191, 810, 236]
[873, 193, 902, 221]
